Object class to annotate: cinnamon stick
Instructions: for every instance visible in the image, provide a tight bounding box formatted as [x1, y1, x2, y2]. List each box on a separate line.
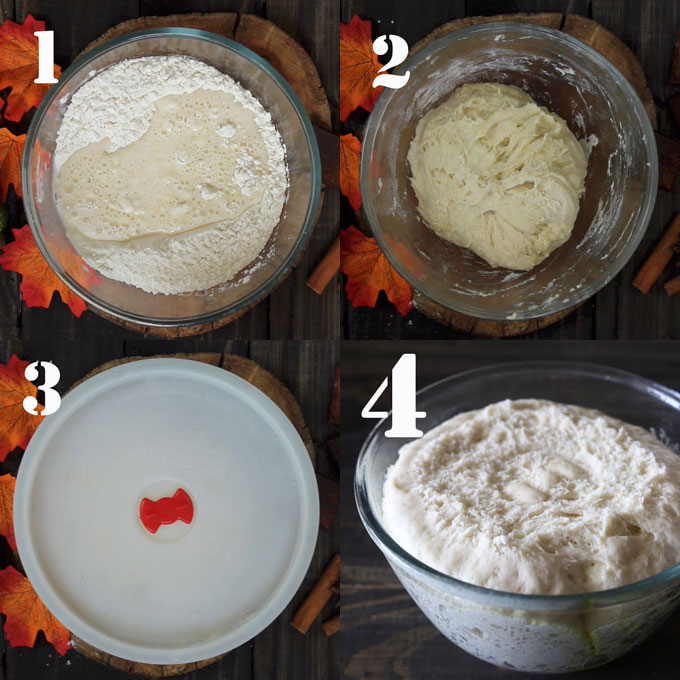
[322, 614, 340, 637]
[291, 554, 340, 634]
[632, 214, 680, 293]
[329, 366, 340, 425]
[664, 273, 680, 296]
[306, 237, 340, 295]
[672, 27, 680, 84]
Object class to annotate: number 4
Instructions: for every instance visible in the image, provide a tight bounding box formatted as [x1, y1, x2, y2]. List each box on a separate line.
[362, 354, 426, 438]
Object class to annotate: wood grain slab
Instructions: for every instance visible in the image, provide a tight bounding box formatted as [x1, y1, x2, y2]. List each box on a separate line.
[81, 13, 331, 130]
[413, 291, 580, 337]
[68, 351, 314, 676]
[76, 13, 331, 338]
[410, 12, 656, 337]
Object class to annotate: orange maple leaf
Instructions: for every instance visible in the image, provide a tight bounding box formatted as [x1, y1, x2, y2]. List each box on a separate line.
[340, 133, 362, 211]
[0, 566, 70, 655]
[340, 15, 384, 121]
[0, 475, 17, 552]
[0, 225, 100, 317]
[0, 15, 62, 122]
[0, 354, 39, 461]
[0, 128, 26, 201]
[340, 225, 412, 315]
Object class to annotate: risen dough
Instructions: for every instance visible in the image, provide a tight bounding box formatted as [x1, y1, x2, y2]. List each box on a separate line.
[382, 399, 680, 595]
[407, 83, 589, 270]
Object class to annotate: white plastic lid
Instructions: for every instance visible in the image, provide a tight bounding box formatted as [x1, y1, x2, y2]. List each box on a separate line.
[14, 358, 319, 664]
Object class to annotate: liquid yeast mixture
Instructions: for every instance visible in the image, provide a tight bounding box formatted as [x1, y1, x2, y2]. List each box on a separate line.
[56, 89, 271, 242]
[53, 56, 288, 295]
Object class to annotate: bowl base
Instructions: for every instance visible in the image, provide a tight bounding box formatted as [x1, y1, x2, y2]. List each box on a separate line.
[413, 290, 580, 337]
[72, 635, 223, 678]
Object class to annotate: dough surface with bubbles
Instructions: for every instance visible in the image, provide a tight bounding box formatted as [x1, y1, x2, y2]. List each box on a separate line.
[382, 399, 680, 595]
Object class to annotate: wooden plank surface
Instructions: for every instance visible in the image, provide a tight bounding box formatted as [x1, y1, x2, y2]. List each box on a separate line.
[340, 339, 680, 679]
[342, 0, 680, 339]
[0, 1, 339, 677]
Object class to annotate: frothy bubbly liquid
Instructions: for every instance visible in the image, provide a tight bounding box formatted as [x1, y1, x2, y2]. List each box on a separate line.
[56, 88, 271, 242]
[52, 55, 288, 296]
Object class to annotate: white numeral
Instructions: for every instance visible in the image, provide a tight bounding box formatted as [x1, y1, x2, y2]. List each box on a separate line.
[361, 353, 425, 437]
[23, 361, 61, 416]
[372, 34, 411, 89]
[34, 31, 58, 84]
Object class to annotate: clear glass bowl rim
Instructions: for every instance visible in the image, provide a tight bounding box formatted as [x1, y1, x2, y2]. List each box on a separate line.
[355, 360, 680, 611]
[22, 27, 322, 327]
[359, 22, 659, 322]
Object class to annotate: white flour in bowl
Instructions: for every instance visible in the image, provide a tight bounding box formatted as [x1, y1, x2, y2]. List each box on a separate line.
[54, 56, 288, 294]
[383, 399, 680, 595]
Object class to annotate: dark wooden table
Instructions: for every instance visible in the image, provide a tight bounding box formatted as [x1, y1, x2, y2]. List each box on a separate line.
[340, 340, 680, 679]
[0, 0, 339, 343]
[0, 1, 340, 678]
[341, 0, 680, 340]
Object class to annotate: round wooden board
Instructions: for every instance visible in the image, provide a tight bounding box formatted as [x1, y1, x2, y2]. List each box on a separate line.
[69, 351, 314, 676]
[410, 12, 656, 337]
[77, 13, 331, 338]
[413, 291, 580, 337]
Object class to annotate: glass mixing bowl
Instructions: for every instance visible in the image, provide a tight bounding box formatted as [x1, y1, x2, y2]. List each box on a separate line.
[361, 23, 657, 321]
[22, 28, 321, 327]
[355, 362, 680, 673]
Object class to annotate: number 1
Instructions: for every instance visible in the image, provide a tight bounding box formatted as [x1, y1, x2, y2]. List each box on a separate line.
[34, 31, 58, 84]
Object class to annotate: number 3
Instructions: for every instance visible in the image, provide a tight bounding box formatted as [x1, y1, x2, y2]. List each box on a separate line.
[372, 34, 411, 89]
[362, 354, 426, 438]
[23, 361, 61, 416]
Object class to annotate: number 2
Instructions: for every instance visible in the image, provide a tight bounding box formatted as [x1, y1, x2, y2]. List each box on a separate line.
[23, 361, 61, 416]
[362, 354, 426, 437]
[372, 34, 411, 89]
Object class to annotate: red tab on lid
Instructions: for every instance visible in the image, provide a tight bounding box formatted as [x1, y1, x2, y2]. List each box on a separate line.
[140, 488, 194, 534]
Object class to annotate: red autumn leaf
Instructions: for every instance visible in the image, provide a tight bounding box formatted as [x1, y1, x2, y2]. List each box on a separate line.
[0, 566, 70, 655]
[340, 225, 412, 315]
[0, 474, 17, 552]
[0, 354, 39, 461]
[340, 133, 362, 211]
[0, 225, 100, 317]
[0, 128, 26, 201]
[0, 15, 62, 122]
[340, 14, 384, 121]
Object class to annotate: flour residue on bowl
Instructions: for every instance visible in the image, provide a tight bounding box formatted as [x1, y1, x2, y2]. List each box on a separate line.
[53, 56, 288, 295]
